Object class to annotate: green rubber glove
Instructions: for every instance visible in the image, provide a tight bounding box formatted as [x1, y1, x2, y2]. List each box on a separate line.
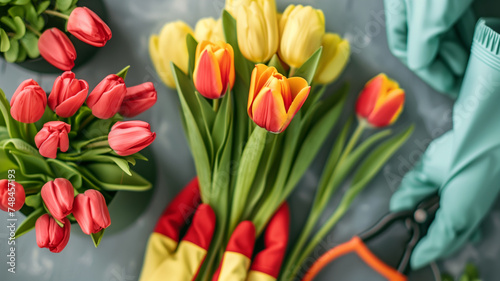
[384, 0, 476, 97]
[390, 18, 500, 269]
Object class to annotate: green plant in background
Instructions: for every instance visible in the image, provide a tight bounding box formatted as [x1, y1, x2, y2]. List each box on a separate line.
[442, 263, 482, 281]
[0, 0, 78, 63]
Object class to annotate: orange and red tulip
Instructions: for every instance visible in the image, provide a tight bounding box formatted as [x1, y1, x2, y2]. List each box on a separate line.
[355, 73, 405, 127]
[193, 41, 235, 99]
[247, 64, 310, 133]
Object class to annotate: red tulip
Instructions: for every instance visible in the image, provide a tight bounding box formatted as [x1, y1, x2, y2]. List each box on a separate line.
[86, 74, 127, 119]
[73, 190, 111, 235]
[119, 82, 158, 117]
[355, 73, 405, 127]
[36, 214, 71, 253]
[0, 180, 25, 212]
[48, 71, 89, 118]
[108, 121, 156, 156]
[35, 121, 71, 159]
[67, 7, 112, 47]
[38, 28, 76, 71]
[10, 79, 47, 123]
[247, 64, 310, 133]
[41, 178, 75, 221]
[193, 41, 235, 99]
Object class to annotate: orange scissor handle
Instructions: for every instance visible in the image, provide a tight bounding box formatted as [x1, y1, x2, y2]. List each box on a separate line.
[302, 236, 407, 281]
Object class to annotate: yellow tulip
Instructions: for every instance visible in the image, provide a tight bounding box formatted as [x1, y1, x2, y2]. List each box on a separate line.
[225, 0, 242, 16]
[194, 18, 225, 43]
[236, 0, 279, 63]
[279, 5, 325, 69]
[314, 33, 350, 85]
[149, 21, 193, 88]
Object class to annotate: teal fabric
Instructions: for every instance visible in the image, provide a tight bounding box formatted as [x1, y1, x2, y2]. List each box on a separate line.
[390, 18, 500, 269]
[384, 0, 476, 97]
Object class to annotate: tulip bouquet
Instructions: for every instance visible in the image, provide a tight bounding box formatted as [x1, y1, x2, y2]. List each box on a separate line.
[149, 0, 413, 280]
[0, 66, 157, 252]
[0, 0, 111, 71]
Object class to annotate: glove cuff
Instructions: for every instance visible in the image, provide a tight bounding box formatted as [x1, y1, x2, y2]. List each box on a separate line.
[472, 18, 500, 70]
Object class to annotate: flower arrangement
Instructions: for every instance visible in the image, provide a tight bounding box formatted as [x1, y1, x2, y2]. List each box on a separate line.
[145, 0, 414, 279]
[0, 66, 157, 252]
[0, 0, 111, 70]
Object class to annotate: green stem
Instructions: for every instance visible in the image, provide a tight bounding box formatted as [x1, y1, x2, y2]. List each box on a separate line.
[79, 115, 95, 132]
[84, 140, 109, 149]
[23, 123, 30, 143]
[213, 98, 220, 112]
[289, 67, 297, 77]
[25, 24, 41, 37]
[44, 9, 70, 20]
[281, 119, 367, 280]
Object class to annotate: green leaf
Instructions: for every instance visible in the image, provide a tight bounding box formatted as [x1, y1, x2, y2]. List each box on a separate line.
[172, 63, 212, 197]
[464, 264, 480, 279]
[222, 10, 254, 86]
[212, 90, 232, 158]
[292, 47, 323, 84]
[15, 208, 44, 238]
[91, 229, 105, 247]
[230, 126, 268, 230]
[46, 159, 82, 189]
[284, 85, 348, 194]
[0, 89, 21, 138]
[8, 6, 24, 18]
[25, 193, 41, 208]
[4, 38, 19, 62]
[24, 4, 43, 31]
[56, 0, 73, 11]
[80, 163, 152, 191]
[37, 1, 51, 14]
[85, 155, 132, 176]
[12, 0, 29, 4]
[186, 33, 198, 77]
[15, 44, 26, 62]
[0, 28, 10, 53]
[1, 16, 25, 40]
[350, 125, 415, 191]
[268, 54, 286, 75]
[116, 65, 130, 80]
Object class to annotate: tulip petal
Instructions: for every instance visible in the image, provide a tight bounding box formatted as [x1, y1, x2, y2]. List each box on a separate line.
[368, 88, 405, 127]
[73, 194, 94, 235]
[38, 132, 59, 159]
[194, 49, 224, 99]
[55, 87, 88, 118]
[248, 65, 276, 115]
[252, 88, 287, 133]
[86, 190, 111, 230]
[282, 85, 310, 131]
[355, 74, 385, 118]
[36, 214, 50, 248]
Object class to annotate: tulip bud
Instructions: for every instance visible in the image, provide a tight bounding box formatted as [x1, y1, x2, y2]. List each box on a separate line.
[314, 33, 350, 85]
[67, 7, 112, 47]
[279, 5, 325, 68]
[36, 214, 71, 253]
[194, 18, 225, 43]
[73, 190, 111, 235]
[48, 71, 89, 118]
[108, 121, 156, 156]
[150, 21, 194, 88]
[0, 180, 25, 212]
[355, 74, 405, 127]
[119, 82, 157, 117]
[225, 0, 242, 16]
[38, 28, 76, 71]
[193, 41, 235, 99]
[35, 121, 71, 159]
[10, 79, 47, 123]
[41, 178, 75, 221]
[248, 64, 310, 133]
[86, 74, 127, 119]
[236, 0, 279, 63]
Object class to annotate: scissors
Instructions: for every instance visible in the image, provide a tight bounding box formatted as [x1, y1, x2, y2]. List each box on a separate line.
[302, 195, 441, 281]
